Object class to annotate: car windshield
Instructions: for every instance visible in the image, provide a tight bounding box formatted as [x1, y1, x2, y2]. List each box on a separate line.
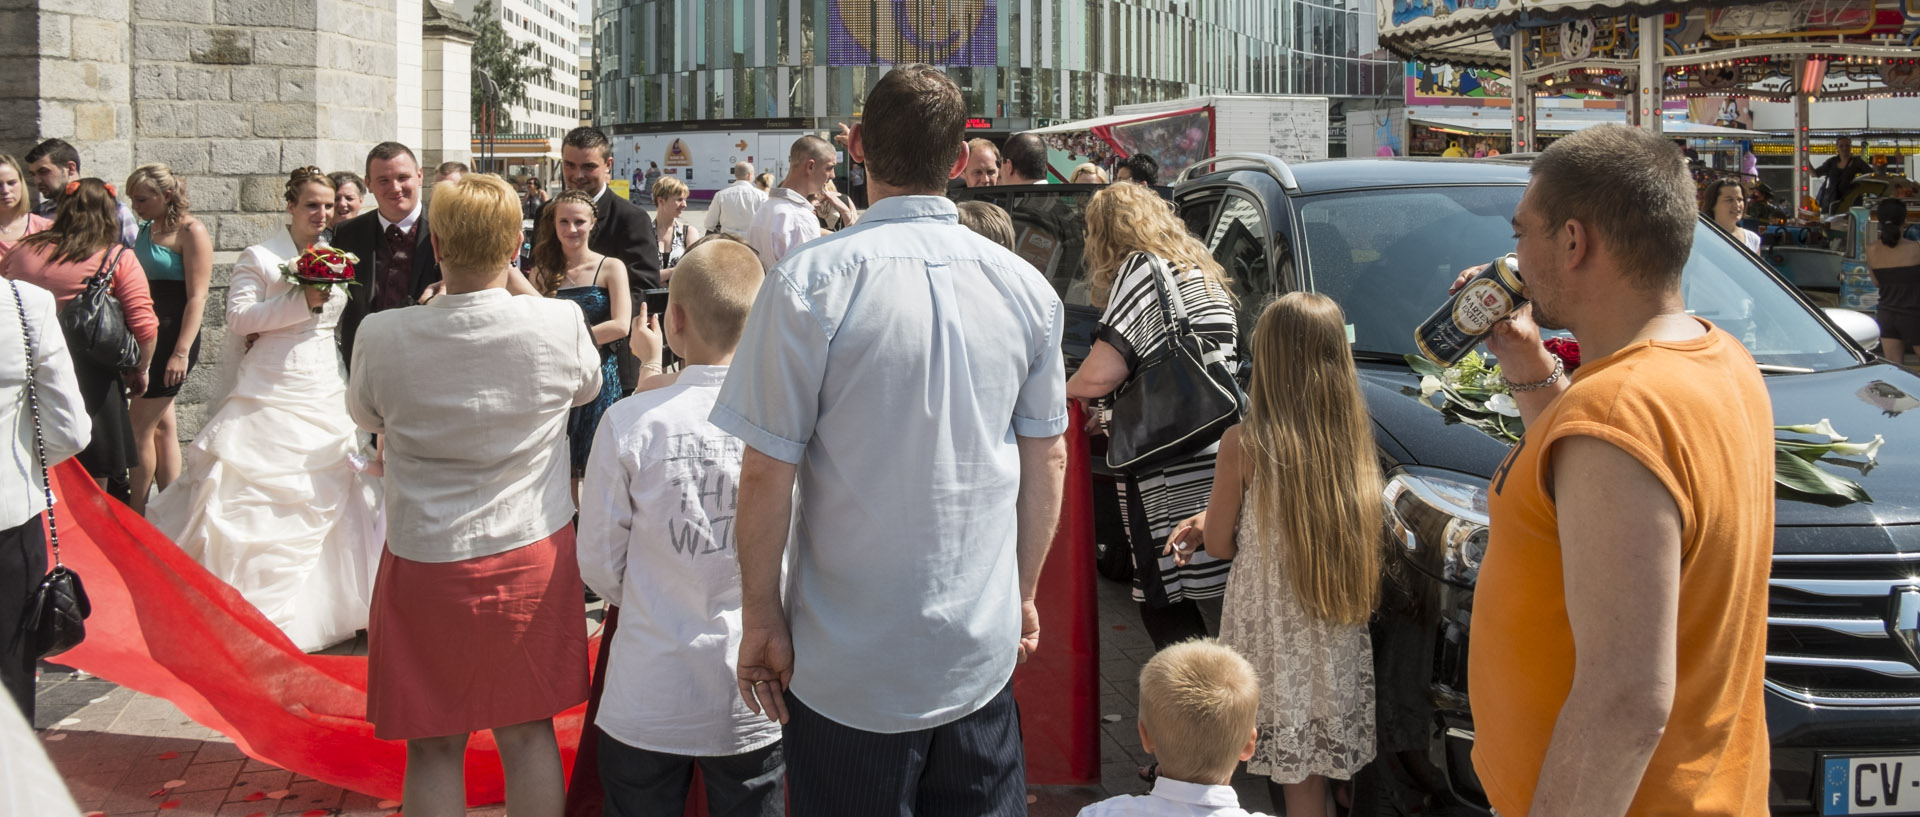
[1297, 185, 1858, 371]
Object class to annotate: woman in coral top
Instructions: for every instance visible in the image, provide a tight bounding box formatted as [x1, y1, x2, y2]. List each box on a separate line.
[0, 178, 156, 495]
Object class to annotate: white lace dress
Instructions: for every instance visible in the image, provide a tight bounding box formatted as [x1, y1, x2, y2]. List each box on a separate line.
[1218, 497, 1376, 784]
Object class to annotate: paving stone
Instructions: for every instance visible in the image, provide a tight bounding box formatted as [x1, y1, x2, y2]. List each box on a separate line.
[213, 802, 276, 817]
[193, 742, 248, 765]
[172, 759, 244, 794]
[273, 780, 343, 812]
[225, 770, 291, 801]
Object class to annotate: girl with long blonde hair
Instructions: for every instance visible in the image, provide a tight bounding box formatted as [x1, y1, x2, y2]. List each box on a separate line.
[1166, 292, 1382, 816]
[1066, 180, 1240, 655]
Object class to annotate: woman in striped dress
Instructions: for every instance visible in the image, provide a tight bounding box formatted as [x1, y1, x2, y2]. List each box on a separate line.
[1067, 181, 1240, 651]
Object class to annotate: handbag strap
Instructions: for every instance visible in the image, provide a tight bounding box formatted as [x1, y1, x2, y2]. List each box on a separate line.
[88, 245, 123, 287]
[7, 280, 61, 567]
[1143, 254, 1195, 339]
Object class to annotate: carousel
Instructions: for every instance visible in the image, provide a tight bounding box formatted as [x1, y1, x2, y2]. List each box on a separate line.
[1379, 0, 1920, 203]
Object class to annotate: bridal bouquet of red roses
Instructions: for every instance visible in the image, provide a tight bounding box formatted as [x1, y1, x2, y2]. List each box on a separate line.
[279, 244, 359, 294]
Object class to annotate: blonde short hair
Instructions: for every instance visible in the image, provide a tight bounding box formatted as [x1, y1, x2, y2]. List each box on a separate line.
[428, 174, 521, 273]
[1137, 640, 1259, 783]
[668, 239, 764, 351]
[652, 175, 688, 203]
[1071, 163, 1109, 184]
[956, 200, 1015, 250]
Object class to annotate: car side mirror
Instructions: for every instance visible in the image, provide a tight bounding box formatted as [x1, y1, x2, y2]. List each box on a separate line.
[1824, 307, 1882, 351]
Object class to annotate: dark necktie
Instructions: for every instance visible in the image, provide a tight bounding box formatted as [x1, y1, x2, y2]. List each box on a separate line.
[379, 223, 414, 310]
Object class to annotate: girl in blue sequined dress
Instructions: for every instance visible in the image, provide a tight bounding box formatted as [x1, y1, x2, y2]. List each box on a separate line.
[531, 189, 630, 496]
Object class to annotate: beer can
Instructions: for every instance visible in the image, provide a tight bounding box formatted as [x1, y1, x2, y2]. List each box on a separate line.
[1413, 254, 1527, 367]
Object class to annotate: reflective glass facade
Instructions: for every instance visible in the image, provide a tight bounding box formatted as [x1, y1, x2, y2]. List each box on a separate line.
[589, 0, 1398, 129]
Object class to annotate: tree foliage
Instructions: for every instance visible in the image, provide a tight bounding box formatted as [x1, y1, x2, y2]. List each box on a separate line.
[469, 0, 546, 134]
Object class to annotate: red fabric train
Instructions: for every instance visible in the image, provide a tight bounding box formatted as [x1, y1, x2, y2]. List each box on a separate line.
[46, 405, 1097, 808]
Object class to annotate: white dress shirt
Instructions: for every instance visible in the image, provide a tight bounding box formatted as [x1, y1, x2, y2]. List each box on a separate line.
[347, 288, 602, 563]
[744, 186, 819, 270]
[376, 203, 422, 234]
[710, 195, 1067, 733]
[0, 280, 90, 530]
[577, 364, 784, 756]
[705, 179, 765, 237]
[1077, 778, 1271, 817]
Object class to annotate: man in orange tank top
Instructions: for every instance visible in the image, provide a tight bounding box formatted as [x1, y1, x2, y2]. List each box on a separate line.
[1461, 124, 1774, 816]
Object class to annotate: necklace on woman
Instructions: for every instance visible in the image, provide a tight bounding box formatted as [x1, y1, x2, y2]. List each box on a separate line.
[0, 212, 27, 242]
[563, 254, 600, 288]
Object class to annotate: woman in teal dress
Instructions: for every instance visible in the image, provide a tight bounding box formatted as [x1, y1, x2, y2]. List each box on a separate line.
[125, 164, 212, 515]
[529, 189, 630, 497]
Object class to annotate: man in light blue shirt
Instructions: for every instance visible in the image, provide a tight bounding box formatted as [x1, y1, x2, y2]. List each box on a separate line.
[712, 64, 1069, 816]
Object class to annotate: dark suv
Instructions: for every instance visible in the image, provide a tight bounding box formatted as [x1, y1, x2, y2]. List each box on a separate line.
[955, 156, 1920, 815]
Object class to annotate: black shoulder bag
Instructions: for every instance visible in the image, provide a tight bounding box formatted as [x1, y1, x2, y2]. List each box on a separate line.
[1105, 255, 1245, 476]
[58, 245, 140, 371]
[9, 280, 92, 659]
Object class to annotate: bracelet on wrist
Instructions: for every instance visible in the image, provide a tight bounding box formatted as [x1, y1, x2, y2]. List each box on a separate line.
[1501, 353, 1566, 393]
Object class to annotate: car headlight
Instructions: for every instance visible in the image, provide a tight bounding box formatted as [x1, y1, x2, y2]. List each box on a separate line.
[1385, 466, 1491, 588]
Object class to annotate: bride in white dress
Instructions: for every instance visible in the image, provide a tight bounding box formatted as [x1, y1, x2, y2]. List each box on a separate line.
[149, 167, 382, 652]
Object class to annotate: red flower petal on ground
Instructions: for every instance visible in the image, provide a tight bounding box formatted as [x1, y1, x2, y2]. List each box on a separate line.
[156, 752, 179, 760]
[243, 792, 266, 802]
[158, 801, 182, 810]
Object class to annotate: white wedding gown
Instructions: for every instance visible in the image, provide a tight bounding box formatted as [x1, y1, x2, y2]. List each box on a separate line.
[149, 229, 383, 652]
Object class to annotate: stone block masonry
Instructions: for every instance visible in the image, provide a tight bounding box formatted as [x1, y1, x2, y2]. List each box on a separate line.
[2, 0, 402, 441]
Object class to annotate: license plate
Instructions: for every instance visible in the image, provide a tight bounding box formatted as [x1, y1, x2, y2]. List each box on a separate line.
[1824, 755, 1920, 815]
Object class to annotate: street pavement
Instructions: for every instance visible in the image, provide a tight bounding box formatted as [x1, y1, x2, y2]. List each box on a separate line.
[32, 575, 1278, 817]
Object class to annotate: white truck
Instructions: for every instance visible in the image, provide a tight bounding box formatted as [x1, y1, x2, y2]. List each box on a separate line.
[1027, 94, 1330, 181]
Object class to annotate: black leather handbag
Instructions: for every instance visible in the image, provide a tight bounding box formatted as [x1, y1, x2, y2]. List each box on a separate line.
[9, 280, 92, 659]
[58, 245, 140, 370]
[1105, 256, 1245, 476]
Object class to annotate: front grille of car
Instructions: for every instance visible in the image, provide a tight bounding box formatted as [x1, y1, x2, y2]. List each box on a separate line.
[1766, 553, 1920, 704]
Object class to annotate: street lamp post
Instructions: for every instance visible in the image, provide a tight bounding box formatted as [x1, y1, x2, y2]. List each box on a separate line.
[476, 68, 502, 175]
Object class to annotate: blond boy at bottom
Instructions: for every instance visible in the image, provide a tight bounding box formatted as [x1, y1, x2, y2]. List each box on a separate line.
[1079, 640, 1271, 817]
[576, 241, 784, 816]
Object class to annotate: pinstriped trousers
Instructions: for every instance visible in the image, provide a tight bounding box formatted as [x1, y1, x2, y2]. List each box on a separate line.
[782, 681, 1027, 817]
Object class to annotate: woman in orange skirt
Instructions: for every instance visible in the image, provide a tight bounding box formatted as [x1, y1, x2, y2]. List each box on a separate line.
[346, 171, 609, 817]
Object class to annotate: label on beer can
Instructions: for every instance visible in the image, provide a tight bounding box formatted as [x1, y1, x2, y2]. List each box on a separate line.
[1452, 279, 1515, 335]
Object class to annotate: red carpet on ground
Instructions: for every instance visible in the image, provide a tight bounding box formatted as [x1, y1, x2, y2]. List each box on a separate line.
[49, 404, 1098, 807]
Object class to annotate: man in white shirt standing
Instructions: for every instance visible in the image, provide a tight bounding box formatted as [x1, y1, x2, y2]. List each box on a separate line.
[745, 137, 848, 269]
[705, 162, 763, 237]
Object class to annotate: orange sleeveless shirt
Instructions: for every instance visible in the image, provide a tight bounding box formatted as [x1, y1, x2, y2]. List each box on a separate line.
[1469, 321, 1774, 816]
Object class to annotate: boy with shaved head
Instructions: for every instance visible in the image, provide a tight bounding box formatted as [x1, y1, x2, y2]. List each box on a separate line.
[576, 240, 783, 815]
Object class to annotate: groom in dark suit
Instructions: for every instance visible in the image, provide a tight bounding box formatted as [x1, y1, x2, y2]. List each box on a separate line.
[557, 127, 661, 392]
[331, 142, 442, 370]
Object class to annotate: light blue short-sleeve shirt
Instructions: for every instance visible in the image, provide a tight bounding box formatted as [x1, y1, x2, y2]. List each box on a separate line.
[710, 194, 1068, 734]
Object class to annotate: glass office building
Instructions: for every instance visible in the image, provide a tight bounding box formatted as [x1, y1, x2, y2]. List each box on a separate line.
[589, 0, 1398, 132]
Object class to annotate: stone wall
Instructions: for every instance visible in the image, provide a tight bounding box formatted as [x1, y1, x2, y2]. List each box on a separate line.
[2, 0, 426, 440]
[420, 15, 474, 169]
[1, 0, 134, 180]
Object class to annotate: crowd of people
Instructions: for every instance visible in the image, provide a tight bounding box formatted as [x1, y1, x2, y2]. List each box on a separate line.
[1, 62, 1784, 817]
